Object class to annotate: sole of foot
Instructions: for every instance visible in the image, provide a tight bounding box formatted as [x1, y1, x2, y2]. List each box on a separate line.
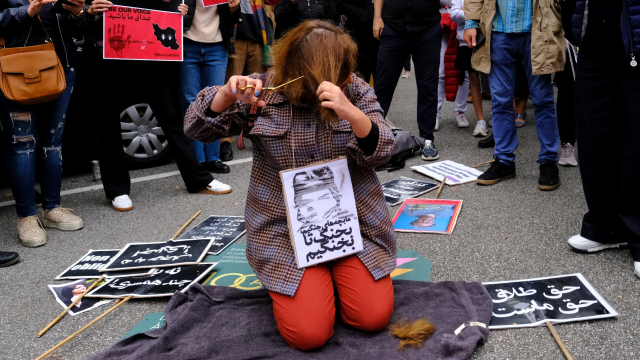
[476, 174, 516, 185]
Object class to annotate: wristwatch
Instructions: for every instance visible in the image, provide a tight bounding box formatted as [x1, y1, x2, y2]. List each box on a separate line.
[73, 9, 84, 18]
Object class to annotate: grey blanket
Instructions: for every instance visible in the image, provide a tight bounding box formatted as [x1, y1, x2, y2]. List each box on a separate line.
[90, 280, 492, 360]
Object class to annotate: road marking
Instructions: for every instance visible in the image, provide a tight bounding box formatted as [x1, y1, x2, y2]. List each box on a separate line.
[0, 157, 253, 208]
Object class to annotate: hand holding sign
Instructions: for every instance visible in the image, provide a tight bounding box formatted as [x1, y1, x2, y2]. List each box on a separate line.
[87, 0, 112, 15]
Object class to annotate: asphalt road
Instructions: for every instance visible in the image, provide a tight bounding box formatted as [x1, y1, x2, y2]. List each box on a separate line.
[1, 71, 638, 360]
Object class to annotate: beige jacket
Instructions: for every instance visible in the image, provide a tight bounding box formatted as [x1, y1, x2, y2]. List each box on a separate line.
[464, 0, 565, 75]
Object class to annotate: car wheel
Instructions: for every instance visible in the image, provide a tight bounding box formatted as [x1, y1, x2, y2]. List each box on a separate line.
[120, 103, 171, 167]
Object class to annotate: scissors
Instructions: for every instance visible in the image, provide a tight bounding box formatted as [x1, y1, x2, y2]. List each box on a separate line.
[238, 76, 304, 103]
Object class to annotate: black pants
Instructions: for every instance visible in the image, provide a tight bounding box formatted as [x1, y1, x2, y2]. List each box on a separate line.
[355, 36, 379, 83]
[94, 58, 213, 199]
[575, 15, 640, 260]
[556, 49, 577, 145]
[375, 23, 442, 141]
[403, 55, 411, 72]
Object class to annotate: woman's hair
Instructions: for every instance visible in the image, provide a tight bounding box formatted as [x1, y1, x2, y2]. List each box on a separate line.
[270, 20, 358, 122]
[389, 318, 435, 350]
[60, 285, 76, 302]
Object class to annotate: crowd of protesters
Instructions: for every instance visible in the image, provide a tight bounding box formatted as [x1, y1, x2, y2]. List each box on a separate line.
[0, 0, 638, 309]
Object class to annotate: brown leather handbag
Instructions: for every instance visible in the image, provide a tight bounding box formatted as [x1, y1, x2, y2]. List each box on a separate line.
[0, 8, 66, 105]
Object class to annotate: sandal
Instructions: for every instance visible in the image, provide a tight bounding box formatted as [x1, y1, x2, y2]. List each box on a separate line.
[488, 119, 493, 128]
[515, 113, 526, 128]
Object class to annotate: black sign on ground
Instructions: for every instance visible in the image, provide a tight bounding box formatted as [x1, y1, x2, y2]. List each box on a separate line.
[56, 249, 155, 280]
[100, 239, 214, 272]
[178, 216, 246, 255]
[483, 273, 619, 329]
[381, 177, 439, 206]
[87, 263, 217, 298]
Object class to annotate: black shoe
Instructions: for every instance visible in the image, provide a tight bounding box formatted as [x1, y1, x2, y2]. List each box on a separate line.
[478, 133, 495, 148]
[220, 141, 234, 162]
[538, 162, 560, 191]
[206, 160, 230, 174]
[0, 251, 20, 267]
[476, 160, 516, 185]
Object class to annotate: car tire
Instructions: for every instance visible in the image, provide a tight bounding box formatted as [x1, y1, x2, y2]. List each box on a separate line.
[120, 103, 171, 167]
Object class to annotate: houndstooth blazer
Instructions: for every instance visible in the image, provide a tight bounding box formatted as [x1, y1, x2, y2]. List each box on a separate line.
[184, 73, 397, 296]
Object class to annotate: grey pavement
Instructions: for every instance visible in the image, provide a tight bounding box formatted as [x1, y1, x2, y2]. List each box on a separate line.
[1, 71, 639, 360]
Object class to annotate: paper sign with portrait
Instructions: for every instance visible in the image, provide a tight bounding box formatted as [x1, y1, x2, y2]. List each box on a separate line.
[280, 157, 363, 268]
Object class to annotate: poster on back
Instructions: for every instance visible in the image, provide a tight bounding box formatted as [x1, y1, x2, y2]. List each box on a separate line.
[100, 239, 214, 272]
[56, 249, 155, 280]
[48, 279, 114, 315]
[412, 160, 483, 186]
[87, 264, 217, 298]
[178, 216, 246, 255]
[381, 176, 439, 206]
[483, 274, 619, 329]
[103, 5, 183, 61]
[392, 199, 463, 234]
[280, 157, 363, 268]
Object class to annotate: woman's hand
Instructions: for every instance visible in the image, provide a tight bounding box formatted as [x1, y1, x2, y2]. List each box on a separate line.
[317, 81, 358, 120]
[228, 0, 240, 12]
[27, 0, 57, 17]
[87, 0, 112, 16]
[63, 0, 85, 16]
[178, 3, 188, 16]
[210, 76, 266, 113]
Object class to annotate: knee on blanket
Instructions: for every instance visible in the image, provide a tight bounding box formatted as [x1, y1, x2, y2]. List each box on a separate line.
[279, 318, 334, 351]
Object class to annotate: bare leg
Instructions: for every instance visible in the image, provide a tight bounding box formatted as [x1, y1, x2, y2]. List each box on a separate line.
[469, 71, 484, 120]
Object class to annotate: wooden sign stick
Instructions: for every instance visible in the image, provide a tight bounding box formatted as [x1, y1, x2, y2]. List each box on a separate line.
[35, 296, 133, 360]
[37, 276, 106, 337]
[434, 177, 447, 199]
[171, 210, 202, 240]
[471, 159, 495, 168]
[545, 321, 574, 360]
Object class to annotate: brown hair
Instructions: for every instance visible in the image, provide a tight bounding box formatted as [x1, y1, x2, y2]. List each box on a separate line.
[389, 318, 436, 350]
[270, 20, 358, 122]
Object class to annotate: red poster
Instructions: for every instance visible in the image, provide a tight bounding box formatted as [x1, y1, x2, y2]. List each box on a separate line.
[202, 0, 229, 7]
[103, 6, 183, 61]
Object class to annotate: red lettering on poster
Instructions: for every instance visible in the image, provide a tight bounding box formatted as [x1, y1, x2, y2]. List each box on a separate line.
[203, 0, 229, 7]
[103, 6, 183, 61]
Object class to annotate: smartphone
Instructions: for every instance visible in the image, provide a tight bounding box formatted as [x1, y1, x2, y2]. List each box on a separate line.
[476, 29, 486, 47]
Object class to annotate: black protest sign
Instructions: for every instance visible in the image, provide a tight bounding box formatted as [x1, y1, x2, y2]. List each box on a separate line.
[100, 239, 214, 272]
[178, 216, 246, 255]
[483, 274, 618, 329]
[56, 249, 154, 280]
[381, 177, 439, 206]
[87, 264, 217, 298]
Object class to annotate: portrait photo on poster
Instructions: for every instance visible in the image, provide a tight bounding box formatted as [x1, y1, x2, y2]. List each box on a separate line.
[178, 215, 246, 255]
[56, 249, 155, 280]
[103, 5, 183, 61]
[87, 263, 217, 298]
[48, 279, 114, 315]
[392, 199, 463, 234]
[100, 239, 215, 272]
[280, 157, 363, 268]
[381, 176, 440, 206]
[483, 273, 619, 329]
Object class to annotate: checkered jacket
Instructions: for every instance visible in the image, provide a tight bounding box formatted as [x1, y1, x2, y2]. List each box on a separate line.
[184, 73, 397, 296]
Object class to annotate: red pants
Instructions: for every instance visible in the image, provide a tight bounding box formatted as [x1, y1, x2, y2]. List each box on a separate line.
[269, 255, 394, 351]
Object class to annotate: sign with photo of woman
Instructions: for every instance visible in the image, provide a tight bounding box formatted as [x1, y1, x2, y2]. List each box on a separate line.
[48, 279, 114, 316]
[280, 158, 363, 268]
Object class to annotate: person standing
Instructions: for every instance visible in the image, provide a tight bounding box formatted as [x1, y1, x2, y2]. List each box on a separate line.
[83, 0, 233, 212]
[0, 0, 86, 247]
[177, 0, 240, 174]
[567, 0, 640, 279]
[373, 0, 443, 160]
[274, 0, 337, 38]
[337, 0, 378, 83]
[463, 0, 564, 191]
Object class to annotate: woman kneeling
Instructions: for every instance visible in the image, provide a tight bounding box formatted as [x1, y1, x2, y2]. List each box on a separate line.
[184, 20, 397, 351]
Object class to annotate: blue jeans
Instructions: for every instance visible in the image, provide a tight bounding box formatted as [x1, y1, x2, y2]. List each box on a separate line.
[0, 67, 76, 218]
[487, 32, 559, 165]
[178, 39, 228, 163]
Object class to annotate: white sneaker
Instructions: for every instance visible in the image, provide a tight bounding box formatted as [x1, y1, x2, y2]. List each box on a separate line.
[473, 120, 488, 137]
[456, 113, 469, 128]
[635, 262, 640, 280]
[567, 234, 627, 253]
[559, 143, 578, 167]
[434, 117, 440, 131]
[112, 195, 133, 212]
[200, 179, 232, 195]
[401, 70, 411, 79]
